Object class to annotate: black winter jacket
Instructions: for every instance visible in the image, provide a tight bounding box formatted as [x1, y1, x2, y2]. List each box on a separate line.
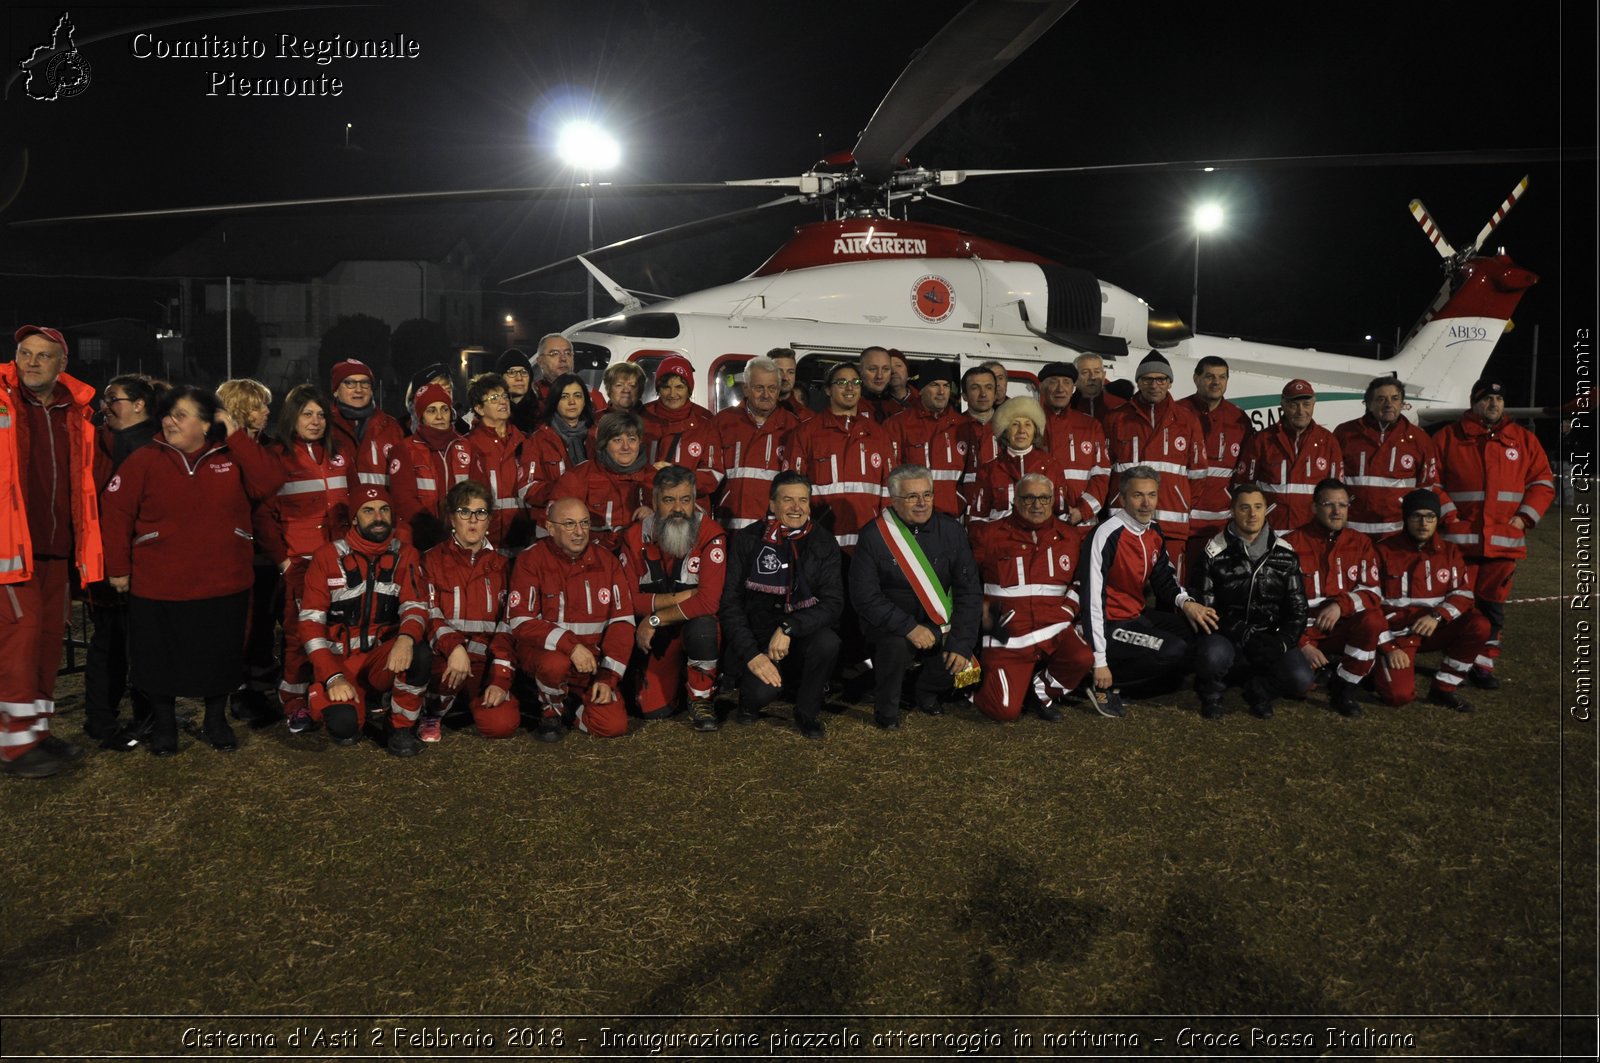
[720, 520, 844, 667]
[1192, 525, 1308, 661]
[850, 510, 982, 659]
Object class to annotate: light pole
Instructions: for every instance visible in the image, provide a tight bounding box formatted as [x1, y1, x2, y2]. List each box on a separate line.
[1191, 202, 1224, 334]
[557, 121, 620, 321]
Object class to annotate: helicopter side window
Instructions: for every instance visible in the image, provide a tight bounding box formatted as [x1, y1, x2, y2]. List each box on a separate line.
[710, 354, 754, 413]
[571, 341, 611, 398]
[1007, 370, 1039, 400]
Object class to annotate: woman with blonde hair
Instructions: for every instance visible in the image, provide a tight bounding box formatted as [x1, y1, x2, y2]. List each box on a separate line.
[217, 377, 278, 724]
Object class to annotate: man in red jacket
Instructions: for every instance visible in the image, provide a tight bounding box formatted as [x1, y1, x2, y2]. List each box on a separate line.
[712, 356, 799, 530]
[507, 496, 636, 740]
[1335, 377, 1451, 539]
[1179, 355, 1254, 577]
[619, 466, 727, 731]
[327, 358, 406, 489]
[299, 485, 433, 756]
[1373, 490, 1490, 712]
[1435, 377, 1556, 688]
[1279, 478, 1385, 717]
[784, 362, 892, 554]
[1, 325, 103, 777]
[769, 348, 815, 424]
[883, 361, 969, 518]
[1036, 361, 1109, 526]
[1104, 353, 1208, 579]
[1069, 353, 1126, 426]
[1234, 378, 1344, 532]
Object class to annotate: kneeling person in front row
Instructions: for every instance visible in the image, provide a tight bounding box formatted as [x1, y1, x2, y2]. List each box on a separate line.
[299, 486, 433, 756]
[850, 464, 981, 729]
[1190, 484, 1312, 719]
[419, 480, 518, 742]
[619, 465, 727, 732]
[507, 496, 636, 740]
[720, 472, 844, 739]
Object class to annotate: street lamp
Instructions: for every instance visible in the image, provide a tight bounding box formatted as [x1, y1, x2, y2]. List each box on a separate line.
[1191, 202, 1224, 334]
[557, 121, 621, 320]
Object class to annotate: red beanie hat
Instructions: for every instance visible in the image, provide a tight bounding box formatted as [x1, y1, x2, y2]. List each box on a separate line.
[413, 382, 452, 421]
[655, 354, 694, 393]
[331, 359, 374, 390]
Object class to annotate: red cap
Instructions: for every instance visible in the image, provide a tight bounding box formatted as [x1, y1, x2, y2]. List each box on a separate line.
[14, 325, 68, 356]
[1282, 379, 1316, 399]
[331, 358, 374, 390]
[655, 354, 694, 392]
[413, 383, 452, 420]
[352, 484, 392, 509]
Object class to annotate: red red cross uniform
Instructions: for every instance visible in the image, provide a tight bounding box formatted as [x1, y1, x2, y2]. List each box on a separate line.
[618, 515, 727, 715]
[1280, 521, 1385, 686]
[1233, 419, 1344, 532]
[520, 422, 587, 515]
[964, 445, 1077, 526]
[505, 538, 636, 737]
[551, 460, 655, 554]
[884, 404, 973, 518]
[328, 408, 406, 490]
[783, 410, 892, 554]
[1372, 530, 1489, 705]
[390, 432, 475, 544]
[712, 403, 800, 530]
[463, 421, 528, 548]
[421, 537, 518, 738]
[1334, 414, 1453, 538]
[970, 515, 1093, 721]
[1104, 394, 1209, 578]
[640, 399, 724, 504]
[299, 531, 431, 728]
[1178, 394, 1254, 576]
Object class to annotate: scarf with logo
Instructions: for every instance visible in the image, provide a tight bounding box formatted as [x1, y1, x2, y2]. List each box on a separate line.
[745, 517, 817, 612]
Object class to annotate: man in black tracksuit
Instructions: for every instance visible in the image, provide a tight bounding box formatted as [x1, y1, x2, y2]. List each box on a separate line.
[850, 463, 981, 729]
[1190, 483, 1311, 719]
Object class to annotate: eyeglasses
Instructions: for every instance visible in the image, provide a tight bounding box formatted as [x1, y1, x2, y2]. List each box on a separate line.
[551, 519, 592, 531]
[895, 490, 935, 503]
[100, 397, 133, 407]
[453, 508, 491, 521]
[1018, 494, 1053, 504]
[830, 379, 863, 390]
[339, 379, 374, 390]
[501, 368, 530, 378]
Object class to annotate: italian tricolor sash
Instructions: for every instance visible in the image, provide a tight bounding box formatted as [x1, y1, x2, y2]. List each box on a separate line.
[878, 510, 951, 627]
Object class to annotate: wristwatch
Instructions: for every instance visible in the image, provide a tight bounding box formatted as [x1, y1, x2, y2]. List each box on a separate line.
[779, 621, 794, 636]
[648, 613, 662, 628]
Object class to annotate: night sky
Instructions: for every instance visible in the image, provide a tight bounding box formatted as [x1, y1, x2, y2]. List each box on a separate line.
[1, 0, 1592, 404]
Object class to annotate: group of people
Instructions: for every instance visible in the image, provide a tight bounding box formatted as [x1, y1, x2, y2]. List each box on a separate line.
[0, 326, 1554, 777]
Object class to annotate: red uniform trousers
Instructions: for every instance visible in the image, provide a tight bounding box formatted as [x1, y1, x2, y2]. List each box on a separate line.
[517, 644, 627, 738]
[428, 658, 520, 739]
[631, 617, 719, 717]
[975, 626, 1093, 722]
[1304, 610, 1385, 686]
[0, 558, 70, 760]
[307, 637, 426, 728]
[278, 558, 312, 715]
[1464, 556, 1516, 674]
[1373, 612, 1492, 706]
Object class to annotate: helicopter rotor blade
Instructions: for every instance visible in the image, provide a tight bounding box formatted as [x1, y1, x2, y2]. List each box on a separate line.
[1468, 174, 1530, 254]
[500, 194, 806, 286]
[1408, 198, 1457, 259]
[852, 0, 1079, 185]
[921, 193, 1105, 260]
[949, 147, 1578, 181]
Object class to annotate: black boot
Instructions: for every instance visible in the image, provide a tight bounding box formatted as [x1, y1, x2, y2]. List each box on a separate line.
[202, 696, 238, 752]
[148, 698, 179, 757]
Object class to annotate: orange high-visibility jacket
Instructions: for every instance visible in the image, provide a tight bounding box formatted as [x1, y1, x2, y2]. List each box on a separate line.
[0, 363, 104, 586]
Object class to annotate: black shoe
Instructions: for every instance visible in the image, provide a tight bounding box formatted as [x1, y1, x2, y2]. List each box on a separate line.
[799, 718, 825, 740]
[874, 713, 902, 731]
[97, 724, 141, 752]
[204, 723, 239, 752]
[148, 703, 179, 757]
[537, 714, 565, 743]
[1084, 685, 1125, 718]
[387, 725, 422, 757]
[1468, 667, 1500, 690]
[1329, 678, 1364, 718]
[37, 734, 85, 761]
[1249, 701, 1275, 720]
[736, 709, 761, 725]
[1200, 699, 1225, 720]
[1033, 699, 1063, 723]
[1428, 687, 1475, 713]
[2, 747, 64, 778]
[687, 698, 720, 733]
[917, 698, 944, 717]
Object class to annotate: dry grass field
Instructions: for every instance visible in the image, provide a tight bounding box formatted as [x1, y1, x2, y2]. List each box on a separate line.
[1, 513, 1594, 1060]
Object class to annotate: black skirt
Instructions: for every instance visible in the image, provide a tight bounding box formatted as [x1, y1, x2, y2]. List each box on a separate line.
[128, 591, 249, 698]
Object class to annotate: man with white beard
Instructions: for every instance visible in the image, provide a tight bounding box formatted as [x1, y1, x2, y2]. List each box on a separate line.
[618, 465, 728, 731]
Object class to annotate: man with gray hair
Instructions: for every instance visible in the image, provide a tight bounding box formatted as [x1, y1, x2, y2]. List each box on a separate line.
[533, 333, 575, 407]
[1070, 352, 1125, 425]
[1082, 464, 1218, 717]
[850, 463, 981, 729]
[618, 465, 727, 732]
[713, 355, 801, 529]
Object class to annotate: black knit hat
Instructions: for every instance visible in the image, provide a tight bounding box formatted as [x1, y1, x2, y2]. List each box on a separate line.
[1039, 361, 1078, 383]
[1401, 489, 1441, 521]
[1470, 377, 1505, 404]
[919, 360, 959, 388]
[496, 347, 533, 375]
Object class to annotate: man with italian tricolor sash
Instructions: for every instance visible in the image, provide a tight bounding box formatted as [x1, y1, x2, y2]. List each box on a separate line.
[849, 463, 980, 730]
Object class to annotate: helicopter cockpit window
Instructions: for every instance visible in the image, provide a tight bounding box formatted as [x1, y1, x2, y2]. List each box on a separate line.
[571, 342, 612, 398]
[584, 313, 681, 340]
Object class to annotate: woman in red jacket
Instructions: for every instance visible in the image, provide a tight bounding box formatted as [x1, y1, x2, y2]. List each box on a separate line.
[100, 386, 285, 755]
[522, 372, 596, 514]
[260, 385, 350, 733]
[391, 383, 473, 551]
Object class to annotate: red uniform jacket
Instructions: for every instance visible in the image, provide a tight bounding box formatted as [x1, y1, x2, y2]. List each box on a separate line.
[1040, 404, 1111, 524]
[970, 513, 1086, 650]
[463, 421, 527, 545]
[883, 404, 972, 517]
[100, 430, 285, 600]
[258, 440, 351, 565]
[712, 404, 800, 530]
[1179, 394, 1254, 530]
[505, 538, 636, 688]
[1104, 394, 1208, 541]
[390, 432, 476, 544]
[1233, 419, 1344, 532]
[1069, 390, 1125, 427]
[640, 399, 723, 502]
[1435, 413, 1555, 560]
[0, 365, 103, 585]
[1279, 521, 1384, 645]
[1334, 414, 1450, 537]
[780, 392, 816, 424]
[299, 530, 429, 683]
[521, 422, 592, 513]
[618, 514, 728, 621]
[551, 461, 655, 553]
[964, 446, 1076, 526]
[422, 536, 514, 691]
[783, 410, 892, 552]
[329, 407, 406, 489]
[1374, 530, 1476, 646]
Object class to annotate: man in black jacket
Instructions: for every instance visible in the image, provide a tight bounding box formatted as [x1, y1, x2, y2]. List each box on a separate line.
[1191, 484, 1311, 719]
[720, 472, 843, 739]
[850, 463, 982, 730]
